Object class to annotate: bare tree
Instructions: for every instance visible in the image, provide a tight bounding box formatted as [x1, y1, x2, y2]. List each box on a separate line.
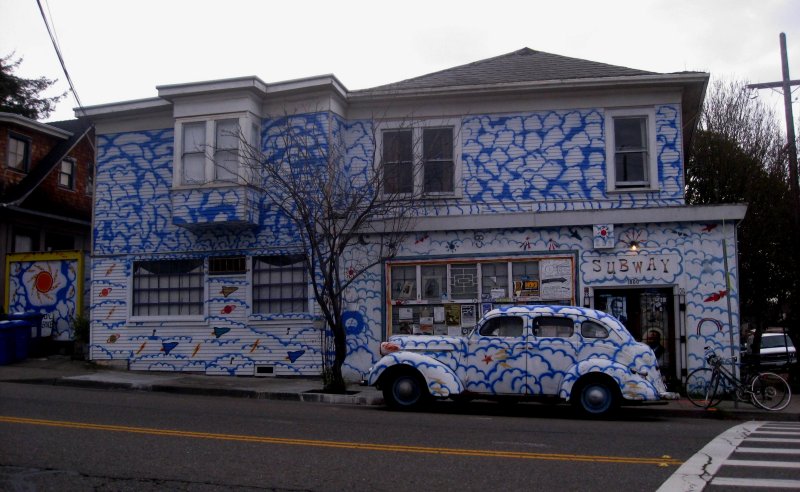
[238, 112, 421, 391]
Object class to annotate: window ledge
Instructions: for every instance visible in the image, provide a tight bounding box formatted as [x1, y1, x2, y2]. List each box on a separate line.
[607, 187, 659, 195]
[171, 181, 241, 191]
[129, 317, 206, 326]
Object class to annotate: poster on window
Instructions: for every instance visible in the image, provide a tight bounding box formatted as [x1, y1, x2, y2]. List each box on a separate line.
[461, 304, 476, 328]
[445, 304, 461, 326]
[398, 307, 413, 320]
[540, 258, 573, 300]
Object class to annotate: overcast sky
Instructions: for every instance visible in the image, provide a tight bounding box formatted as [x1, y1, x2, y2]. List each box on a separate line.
[1, 0, 798, 126]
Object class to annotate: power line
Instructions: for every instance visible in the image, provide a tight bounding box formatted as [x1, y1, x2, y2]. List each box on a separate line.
[36, 0, 83, 112]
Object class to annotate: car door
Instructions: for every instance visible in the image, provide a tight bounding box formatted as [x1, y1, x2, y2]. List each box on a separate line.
[465, 314, 530, 395]
[530, 315, 579, 395]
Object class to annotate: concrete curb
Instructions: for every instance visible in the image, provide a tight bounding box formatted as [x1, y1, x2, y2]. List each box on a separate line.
[7, 376, 385, 406]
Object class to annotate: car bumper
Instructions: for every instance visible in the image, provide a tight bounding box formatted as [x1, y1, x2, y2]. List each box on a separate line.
[659, 391, 680, 400]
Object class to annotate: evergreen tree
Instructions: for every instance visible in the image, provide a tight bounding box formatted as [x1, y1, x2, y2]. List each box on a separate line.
[686, 79, 798, 330]
[0, 53, 64, 120]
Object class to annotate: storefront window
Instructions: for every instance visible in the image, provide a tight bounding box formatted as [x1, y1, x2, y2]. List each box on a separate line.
[391, 265, 416, 300]
[450, 263, 477, 300]
[481, 262, 509, 301]
[512, 261, 540, 300]
[387, 257, 573, 336]
[421, 264, 447, 301]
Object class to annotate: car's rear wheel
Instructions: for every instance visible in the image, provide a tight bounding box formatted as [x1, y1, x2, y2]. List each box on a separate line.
[571, 376, 619, 417]
[382, 369, 430, 411]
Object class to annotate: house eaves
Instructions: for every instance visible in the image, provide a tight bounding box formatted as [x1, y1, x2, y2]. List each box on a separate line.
[349, 72, 709, 102]
[77, 97, 171, 119]
[1, 112, 72, 138]
[367, 204, 747, 234]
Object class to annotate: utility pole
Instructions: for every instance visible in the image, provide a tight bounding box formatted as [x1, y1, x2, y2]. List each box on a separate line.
[747, 33, 800, 225]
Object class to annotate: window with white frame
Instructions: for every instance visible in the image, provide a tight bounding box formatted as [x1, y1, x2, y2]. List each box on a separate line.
[387, 258, 574, 336]
[59, 158, 75, 189]
[132, 259, 204, 317]
[7, 133, 30, 172]
[252, 255, 308, 314]
[380, 120, 460, 196]
[605, 108, 657, 191]
[174, 114, 259, 187]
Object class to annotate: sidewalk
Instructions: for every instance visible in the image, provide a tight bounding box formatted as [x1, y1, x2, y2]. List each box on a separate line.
[2, 355, 799, 421]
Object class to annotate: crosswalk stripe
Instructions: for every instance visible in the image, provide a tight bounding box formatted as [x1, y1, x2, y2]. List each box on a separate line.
[711, 477, 800, 488]
[747, 437, 800, 443]
[752, 431, 800, 435]
[725, 459, 800, 468]
[736, 446, 800, 454]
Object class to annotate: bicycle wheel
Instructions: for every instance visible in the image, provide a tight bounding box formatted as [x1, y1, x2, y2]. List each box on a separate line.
[750, 372, 791, 411]
[685, 368, 723, 408]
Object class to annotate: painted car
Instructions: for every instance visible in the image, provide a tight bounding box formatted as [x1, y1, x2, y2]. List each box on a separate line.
[366, 305, 677, 416]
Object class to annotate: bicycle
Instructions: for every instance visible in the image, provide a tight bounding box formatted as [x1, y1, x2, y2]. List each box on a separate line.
[685, 346, 791, 411]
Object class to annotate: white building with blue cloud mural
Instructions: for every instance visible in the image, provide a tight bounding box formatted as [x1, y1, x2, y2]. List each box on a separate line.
[81, 48, 745, 387]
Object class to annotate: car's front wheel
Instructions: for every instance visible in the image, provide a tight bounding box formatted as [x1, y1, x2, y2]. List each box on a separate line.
[571, 376, 620, 417]
[382, 369, 430, 411]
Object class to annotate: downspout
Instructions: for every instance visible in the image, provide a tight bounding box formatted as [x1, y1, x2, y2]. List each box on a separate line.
[722, 218, 737, 408]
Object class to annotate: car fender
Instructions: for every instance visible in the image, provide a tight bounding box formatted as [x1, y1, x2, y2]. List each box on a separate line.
[558, 358, 660, 402]
[367, 352, 465, 398]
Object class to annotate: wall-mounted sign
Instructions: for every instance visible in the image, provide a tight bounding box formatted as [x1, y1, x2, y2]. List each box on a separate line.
[540, 258, 573, 300]
[581, 249, 683, 285]
[593, 224, 615, 250]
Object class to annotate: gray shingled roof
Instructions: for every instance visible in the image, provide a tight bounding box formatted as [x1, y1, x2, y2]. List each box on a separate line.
[355, 48, 657, 93]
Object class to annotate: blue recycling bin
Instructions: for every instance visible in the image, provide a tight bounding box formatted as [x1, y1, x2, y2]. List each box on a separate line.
[0, 320, 31, 364]
[6, 312, 45, 356]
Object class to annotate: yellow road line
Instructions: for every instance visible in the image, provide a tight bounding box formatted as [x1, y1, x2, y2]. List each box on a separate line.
[0, 415, 682, 466]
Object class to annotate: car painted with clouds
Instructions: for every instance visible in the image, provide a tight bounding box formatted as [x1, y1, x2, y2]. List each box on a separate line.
[366, 305, 677, 416]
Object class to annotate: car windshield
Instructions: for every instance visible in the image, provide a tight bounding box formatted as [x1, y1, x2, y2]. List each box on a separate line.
[761, 335, 794, 349]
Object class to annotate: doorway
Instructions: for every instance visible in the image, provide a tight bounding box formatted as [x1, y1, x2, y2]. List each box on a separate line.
[594, 287, 676, 384]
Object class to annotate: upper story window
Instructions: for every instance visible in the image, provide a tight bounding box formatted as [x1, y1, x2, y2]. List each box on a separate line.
[605, 108, 657, 191]
[379, 120, 461, 197]
[7, 133, 31, 172]
[174, 113, 260, 187]
[59, 158, 75, 190]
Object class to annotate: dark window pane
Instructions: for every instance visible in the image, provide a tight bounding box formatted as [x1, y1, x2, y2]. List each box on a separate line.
[384, 162, 413, 194]
[423, 128, 454, 193]
[614, 118, 646, 150]
[383, 130, 412, 162]
[423, 128, 453, 160]
[383, 130, 413, 194]
[253, 255, 308, 314]
[615, 152, 646, 183]
[132, 259, 204, 316]
[423, 161, 454, 193]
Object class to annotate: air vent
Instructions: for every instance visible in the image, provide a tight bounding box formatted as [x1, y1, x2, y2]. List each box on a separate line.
[255, 365, 275, 377]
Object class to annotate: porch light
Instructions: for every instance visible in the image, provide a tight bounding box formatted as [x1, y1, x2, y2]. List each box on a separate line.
[629, 240, 640, 252]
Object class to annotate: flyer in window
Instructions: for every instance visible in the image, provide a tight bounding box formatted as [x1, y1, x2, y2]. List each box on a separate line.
[398, 307, 413, 320]
[461, 304, 477, 328]
[420, 316, 434, 334]
[445, 304, 461, 326]
[433, 306, 445, 323]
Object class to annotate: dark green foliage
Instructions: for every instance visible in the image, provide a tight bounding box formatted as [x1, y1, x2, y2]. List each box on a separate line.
[686, 79, 800, 331]
[0, 53, 64, 120]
